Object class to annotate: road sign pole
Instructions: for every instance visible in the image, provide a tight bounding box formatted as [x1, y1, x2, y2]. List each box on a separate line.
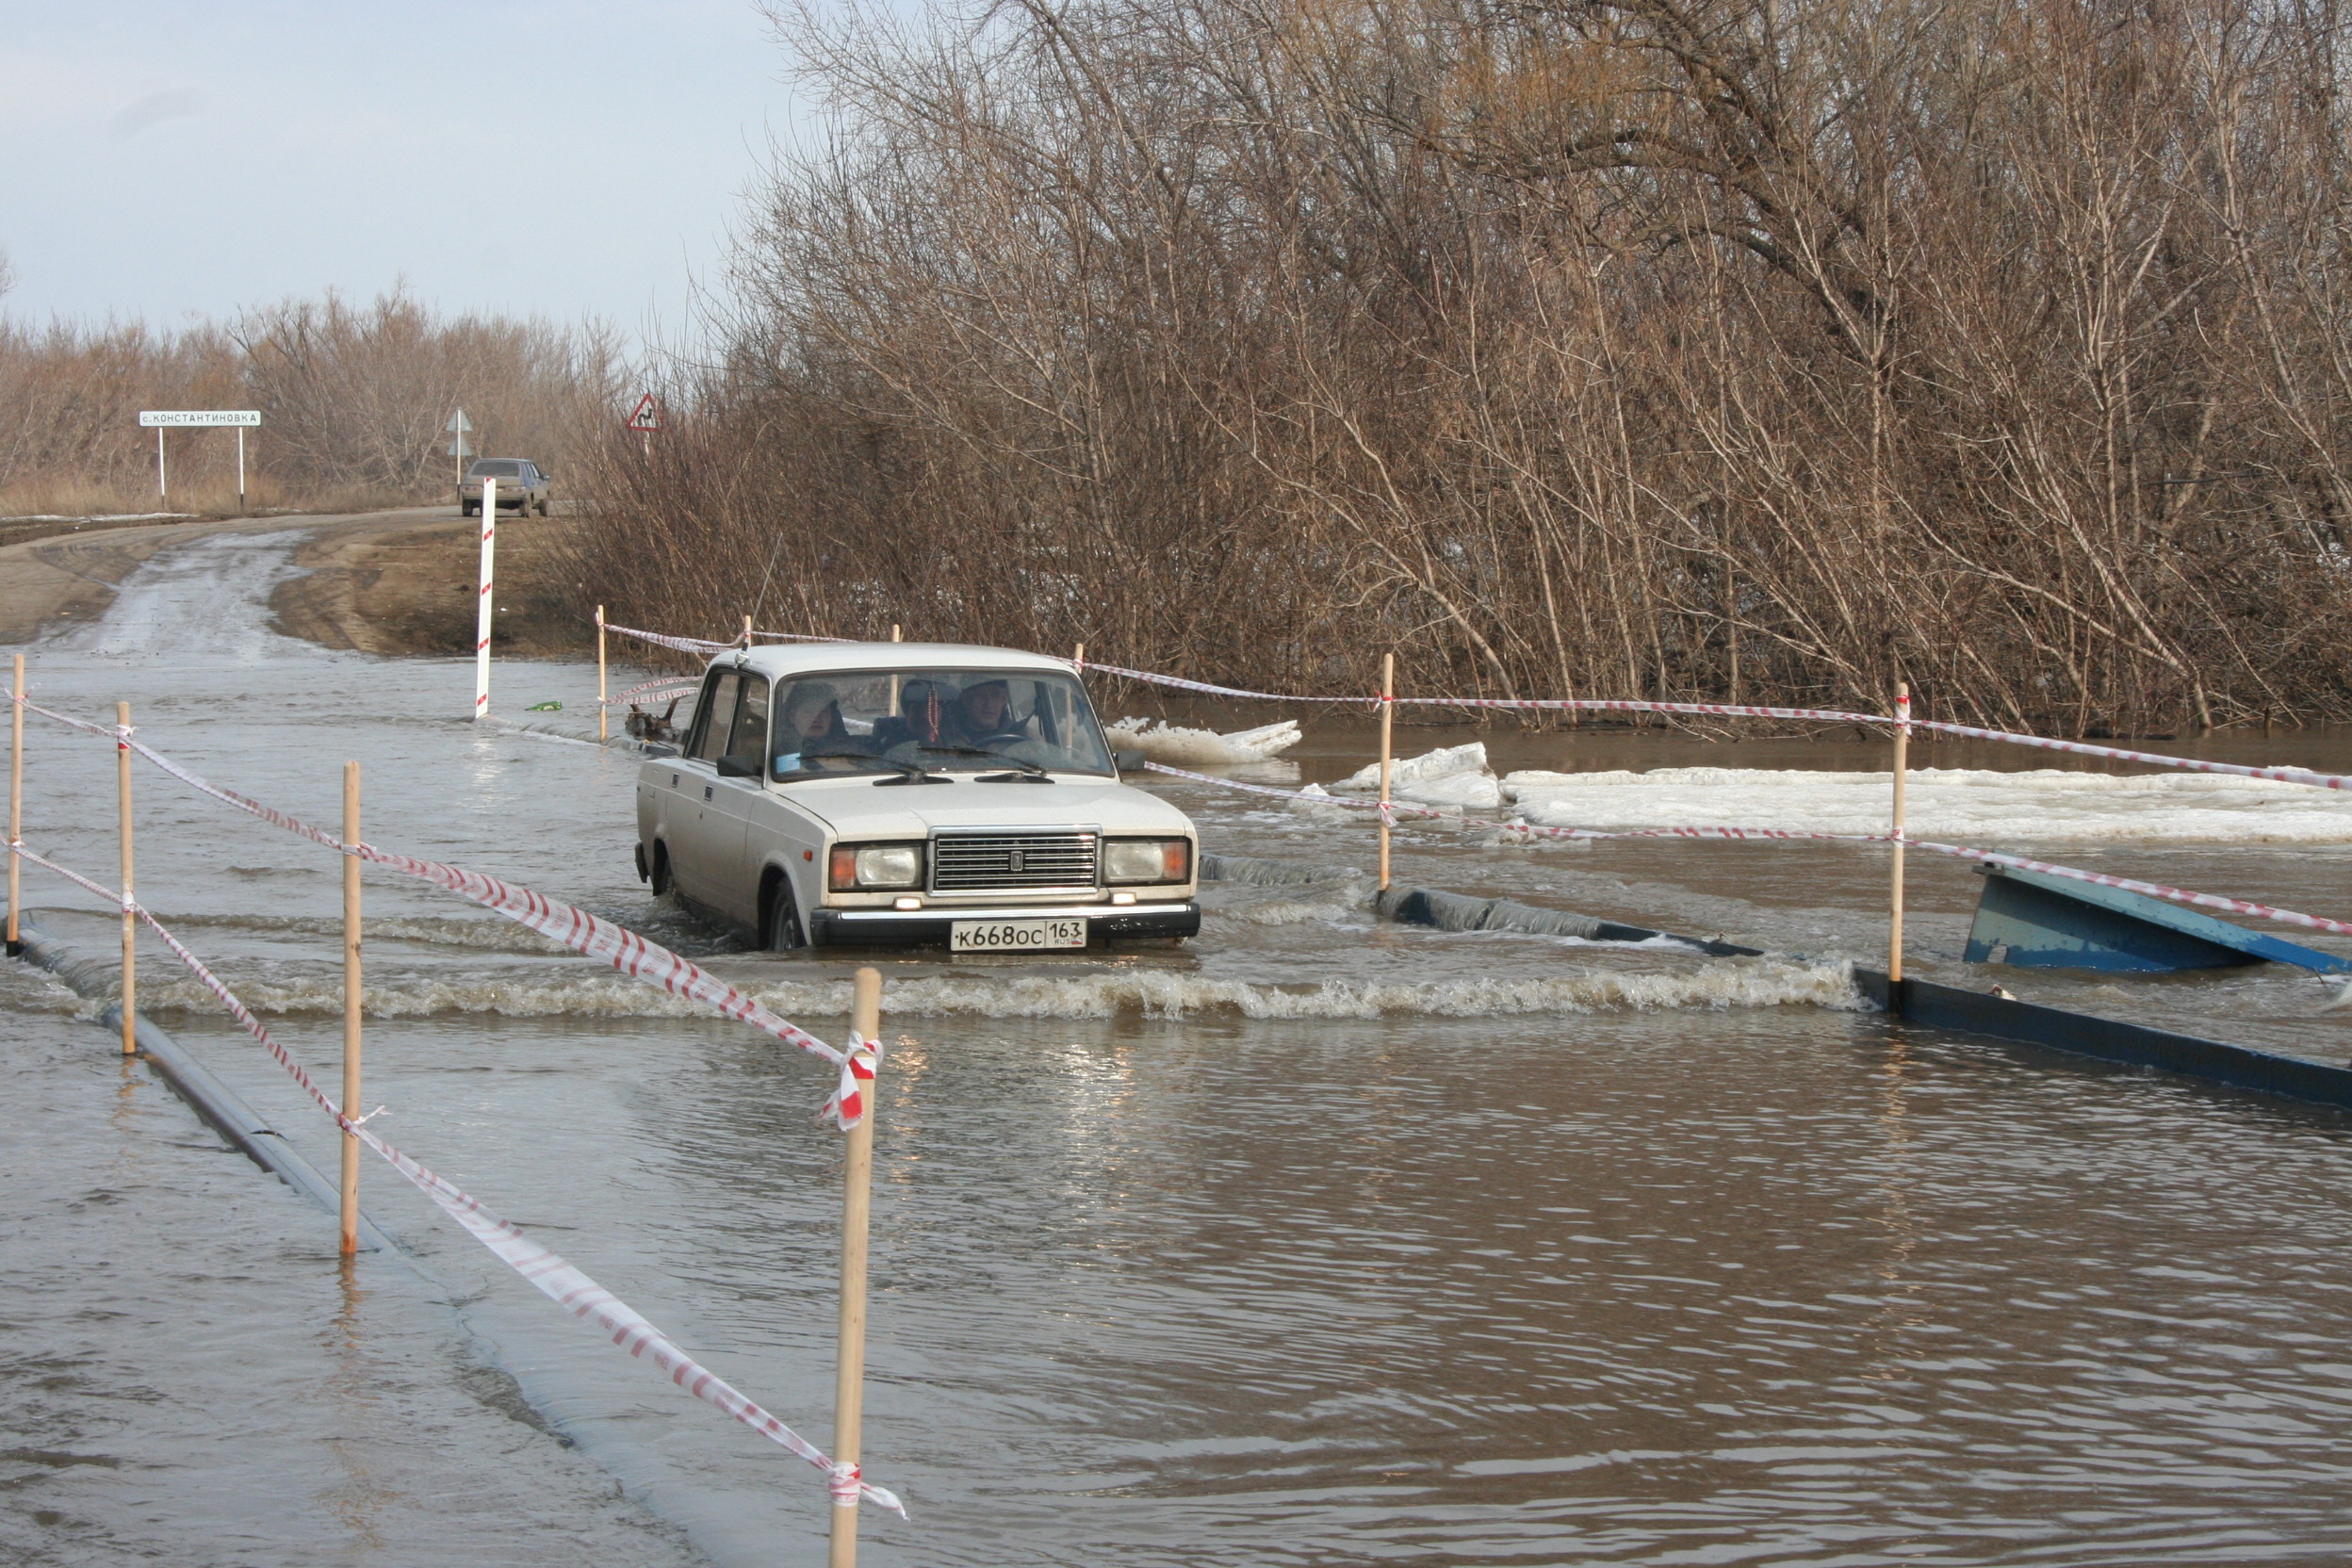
[137, 413, 261, 508]
[447, 409, 474, 487]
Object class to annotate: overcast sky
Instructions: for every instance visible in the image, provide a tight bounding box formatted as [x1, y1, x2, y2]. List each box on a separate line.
[0, 1, 810, 336]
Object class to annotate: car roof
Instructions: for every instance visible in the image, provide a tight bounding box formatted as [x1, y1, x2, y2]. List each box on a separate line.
[718, 642, 1080, 679]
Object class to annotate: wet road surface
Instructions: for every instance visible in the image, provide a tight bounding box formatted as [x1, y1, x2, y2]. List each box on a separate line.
[6, 526, 2352, 1564]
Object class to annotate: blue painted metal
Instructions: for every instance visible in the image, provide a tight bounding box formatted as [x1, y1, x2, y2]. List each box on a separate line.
[1964, 863, 2352, 974]
[1860, 969, 2352, 1113]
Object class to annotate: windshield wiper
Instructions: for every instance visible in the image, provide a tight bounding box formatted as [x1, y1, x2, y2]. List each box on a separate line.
[910, 743, 1054, 782]
[805, 749, 951, 787]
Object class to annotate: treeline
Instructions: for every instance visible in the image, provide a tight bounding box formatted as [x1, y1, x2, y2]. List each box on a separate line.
[0, 290, 620, 514]
[576, 0, 2352, 734]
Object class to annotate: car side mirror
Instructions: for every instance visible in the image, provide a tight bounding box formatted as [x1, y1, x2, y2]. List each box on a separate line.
[642, 742, 679, 758]
[715, 756, 760, 777]
[1113, 747, 1147, 773]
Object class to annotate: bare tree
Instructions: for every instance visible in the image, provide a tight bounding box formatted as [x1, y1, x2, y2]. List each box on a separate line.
[572, 0, 2352, 734]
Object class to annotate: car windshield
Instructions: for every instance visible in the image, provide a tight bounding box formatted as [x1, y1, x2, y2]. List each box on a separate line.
[467, 460, 523, 478]
[767, 667, 1114, 779]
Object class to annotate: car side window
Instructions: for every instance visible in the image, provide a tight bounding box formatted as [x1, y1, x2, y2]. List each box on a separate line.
[727, 675, 770, 763]
[689, 670, 740, 761]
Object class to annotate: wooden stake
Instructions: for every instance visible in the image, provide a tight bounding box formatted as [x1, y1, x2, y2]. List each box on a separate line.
[1073, 641, 1085, 669]
[340, 761, 363, 1256]
[890, 624, 901, 644]
[7, 654, 21, 956]
[1888, 682, 1910, 992]
[596, 604, 609, 743]
[1377, 652, 1396, 892]
[117, 702, 134, 1055]
[743, 613, 754, 648]
[831, 967, 882, 1568]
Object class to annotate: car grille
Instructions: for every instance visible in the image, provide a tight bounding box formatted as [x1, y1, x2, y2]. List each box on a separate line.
[930, 833, 1099, 892]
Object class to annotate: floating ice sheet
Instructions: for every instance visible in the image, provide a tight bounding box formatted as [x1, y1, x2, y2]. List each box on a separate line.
[1501, 764, 2352, 843]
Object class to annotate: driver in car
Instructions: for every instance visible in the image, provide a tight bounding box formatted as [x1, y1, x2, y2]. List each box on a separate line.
[955, 678, 1022, 743]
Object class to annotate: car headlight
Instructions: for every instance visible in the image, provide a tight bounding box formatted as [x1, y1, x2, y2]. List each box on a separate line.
[829, 842, 924, 890]
[1103, 838, 1190, 884]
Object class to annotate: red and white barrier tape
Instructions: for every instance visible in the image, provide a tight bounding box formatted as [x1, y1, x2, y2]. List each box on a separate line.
[1142, 761, 2352, 939]
[824, 1034, 879, 1130]
[1393, 694, 1890, 726]
[2, 839, 904, 1518]
[1905, 843, 2352, 939]
[752, 629, 856, 645]
[602, 678, 701, 709]
[1083, 662, 1375, 705]
[604, 623, 737, 655]
[13, 699, 872, 1119]
[636, 621, 2352, 792]
[1900, 718, 2352, 792]
[1089, 661, 2352, 792]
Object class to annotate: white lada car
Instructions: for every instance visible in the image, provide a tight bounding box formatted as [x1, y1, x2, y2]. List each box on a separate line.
[634, 643, 1201, 951]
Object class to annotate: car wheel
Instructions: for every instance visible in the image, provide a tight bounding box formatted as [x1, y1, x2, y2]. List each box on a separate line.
[765, 875, 807, 951]
[462, 501, 476, 516]
[649, 842, 674, 896]
[535, 496, 550, 516]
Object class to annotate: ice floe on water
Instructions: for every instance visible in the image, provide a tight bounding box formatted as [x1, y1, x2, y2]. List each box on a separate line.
[1501, 764, 2352, 843]
[1332, 742, 1505, 808]
[1291, 741, 2352, 843]
[1105, 716, 1302, 766]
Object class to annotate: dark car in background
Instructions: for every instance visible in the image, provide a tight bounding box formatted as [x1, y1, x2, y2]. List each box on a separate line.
[459, 458, 552, 516]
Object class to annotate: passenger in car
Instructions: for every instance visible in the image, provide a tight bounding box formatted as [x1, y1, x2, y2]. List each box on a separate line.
[774, 682, 868, 775]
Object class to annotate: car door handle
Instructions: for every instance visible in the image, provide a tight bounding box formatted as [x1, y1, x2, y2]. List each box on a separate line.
[704, 785, 713, 801]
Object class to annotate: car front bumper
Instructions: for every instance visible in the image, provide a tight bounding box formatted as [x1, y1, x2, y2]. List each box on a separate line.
[807, 900, 1200, 948]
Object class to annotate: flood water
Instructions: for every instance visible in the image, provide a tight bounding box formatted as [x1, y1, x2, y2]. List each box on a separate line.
[8, 522, 2352, 1565]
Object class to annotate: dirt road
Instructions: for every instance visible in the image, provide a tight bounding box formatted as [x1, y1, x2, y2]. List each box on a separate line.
[0, 508, 588, 657]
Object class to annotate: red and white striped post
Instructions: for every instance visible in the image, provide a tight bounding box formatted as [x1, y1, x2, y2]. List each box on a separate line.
[1887, 681, 1910, 995]
[339, 760, 363, 1255]
[1377, 652, 1396, 892]
[7, 653, 22, 956]
[473, 478, 497, 720]
[117, 701, 135, 1055]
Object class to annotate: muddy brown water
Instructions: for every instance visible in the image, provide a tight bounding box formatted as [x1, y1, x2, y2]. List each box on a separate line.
[7, 526, 2352, 1564]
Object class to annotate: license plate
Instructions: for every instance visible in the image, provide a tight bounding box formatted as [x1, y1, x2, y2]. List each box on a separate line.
[951, 917, 1089, 953]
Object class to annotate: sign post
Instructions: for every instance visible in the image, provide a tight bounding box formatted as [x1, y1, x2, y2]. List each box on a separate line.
[625, 394, 660, 459]
[447, 410, 473, 485]
[139, 411, 260, 511]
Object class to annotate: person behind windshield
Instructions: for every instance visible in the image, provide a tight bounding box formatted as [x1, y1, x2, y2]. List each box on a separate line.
[774, 682, 869, 775]
[955, 678, 1024, 743]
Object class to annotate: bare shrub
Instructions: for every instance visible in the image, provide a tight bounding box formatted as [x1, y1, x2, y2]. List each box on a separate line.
[578, 0, 2352, 732]
[0, 289, 623, 515]
[237, 291, 624, 502]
